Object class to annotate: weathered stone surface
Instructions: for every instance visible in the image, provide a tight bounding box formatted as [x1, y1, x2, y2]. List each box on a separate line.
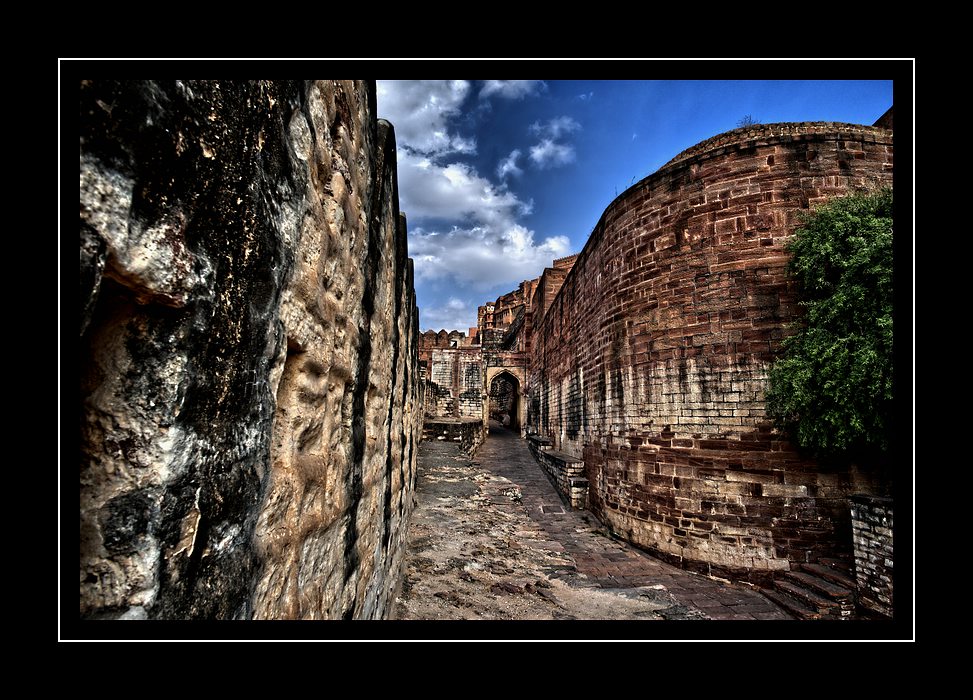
[79, 80, 421, 620]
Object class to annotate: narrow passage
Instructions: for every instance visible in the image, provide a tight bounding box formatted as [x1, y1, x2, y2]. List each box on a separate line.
[393, 424, 791, 621]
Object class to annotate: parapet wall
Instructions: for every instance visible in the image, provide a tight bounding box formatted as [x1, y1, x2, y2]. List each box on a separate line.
[527, 122, 893, 579]
[80, 80, 422, 619]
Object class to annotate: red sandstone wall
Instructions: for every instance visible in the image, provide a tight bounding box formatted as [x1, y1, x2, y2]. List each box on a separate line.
[527, 122, 893, 579]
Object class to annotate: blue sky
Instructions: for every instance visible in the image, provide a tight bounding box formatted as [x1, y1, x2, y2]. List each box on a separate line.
[376, 79, 894, 332]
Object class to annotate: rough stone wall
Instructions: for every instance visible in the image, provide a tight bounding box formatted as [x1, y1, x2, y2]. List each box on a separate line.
[527, 122, 893, 579]
[457, 351, 485, 417]
[850, 495, 893, 618]
[79, 80, 422, 620]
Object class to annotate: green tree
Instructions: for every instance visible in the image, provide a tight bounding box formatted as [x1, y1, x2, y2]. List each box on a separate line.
[766, 188, 893, 456]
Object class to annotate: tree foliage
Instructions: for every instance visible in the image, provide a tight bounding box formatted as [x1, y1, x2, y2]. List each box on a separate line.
[766, 188, 893, 456]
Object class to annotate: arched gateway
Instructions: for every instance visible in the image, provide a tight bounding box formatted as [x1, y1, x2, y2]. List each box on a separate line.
[484, 366, 526, 436]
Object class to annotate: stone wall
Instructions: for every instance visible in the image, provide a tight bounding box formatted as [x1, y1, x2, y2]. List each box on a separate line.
[422, 347, 484, 420]
[79, 80, 422, 620]
[419, 329, 470, 359]
[457, 351, 485, 417]
[851, 495, 893, 618]
[527, 121, 893, 579]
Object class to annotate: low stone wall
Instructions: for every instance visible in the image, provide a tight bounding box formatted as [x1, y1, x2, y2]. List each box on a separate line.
[423, 417, 484, 455]
[850, 495, 893, 618]
[527, 436, 588, 509]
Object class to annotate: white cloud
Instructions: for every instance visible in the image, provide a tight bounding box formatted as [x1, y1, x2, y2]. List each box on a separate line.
[529, 139, 576, 169]
[421, 297, 477, 332]
[496, 149, 523, 180]
[529, 116, 581, 140]
[397, 149, 528, 226]
[410, 224, 570, 292]
[578, 91, 594, 101]
[527, 116, 581, 170]
[480, 80, 545, 100]
[376, 80, 475, 157]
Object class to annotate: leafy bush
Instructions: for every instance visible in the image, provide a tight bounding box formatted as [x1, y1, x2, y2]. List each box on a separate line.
[766, 188, 893, 456]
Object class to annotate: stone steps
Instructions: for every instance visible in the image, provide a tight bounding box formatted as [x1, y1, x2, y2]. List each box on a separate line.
[800, 562, 857, 591]
[527, 434, 553, 448]
[527, 437, 588, 510]
[784, 572, 854, 604]
[775, 580, 842, 614]
[761, 588, 825, 620]
[760, 556, 858, 620]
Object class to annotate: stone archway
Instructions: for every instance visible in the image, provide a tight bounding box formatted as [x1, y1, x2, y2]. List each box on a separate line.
[484, 366, 526, 437]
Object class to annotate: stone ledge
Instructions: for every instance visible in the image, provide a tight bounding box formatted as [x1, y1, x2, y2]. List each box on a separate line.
[546, 449, 582, 464]
[527, 439, 588, 510]
[527, 434, 553, 448]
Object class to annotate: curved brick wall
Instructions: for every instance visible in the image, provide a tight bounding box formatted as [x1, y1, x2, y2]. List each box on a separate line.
[527, 121, 893, 580]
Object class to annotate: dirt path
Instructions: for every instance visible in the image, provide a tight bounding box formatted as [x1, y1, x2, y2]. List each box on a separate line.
[393, 426, 790, 621]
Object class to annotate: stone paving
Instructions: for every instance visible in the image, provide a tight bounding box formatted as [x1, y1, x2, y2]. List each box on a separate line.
[397, 423, 791, 621]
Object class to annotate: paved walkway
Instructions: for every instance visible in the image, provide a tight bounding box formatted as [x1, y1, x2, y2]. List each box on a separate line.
[396, 423, 790, 621]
